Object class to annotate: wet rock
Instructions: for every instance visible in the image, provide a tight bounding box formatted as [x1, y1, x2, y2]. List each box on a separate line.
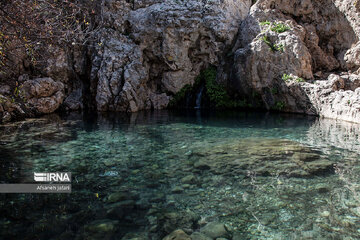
[163, 229, 191, 240]
[84, 219, 118, 233]
[107, 192, 130, 203]
[190, 138, 333, 177]
[190, 232, 212, 240]
[320, 211, 330, 217]
[158, 210, 199, 235]
[63, 88, 83, 111]
[194, 161, 211, 170]
[172, 186, 185, 194]
[181, 174, 196, 184]
[200, 222, 228, 239]
[121, 232, 148, 240]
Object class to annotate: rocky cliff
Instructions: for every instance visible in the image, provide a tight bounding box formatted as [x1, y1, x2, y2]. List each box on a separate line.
[0, 0, 360, 123]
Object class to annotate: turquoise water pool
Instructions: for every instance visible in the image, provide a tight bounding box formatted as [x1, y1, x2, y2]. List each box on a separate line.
[0, 110, 359, 239]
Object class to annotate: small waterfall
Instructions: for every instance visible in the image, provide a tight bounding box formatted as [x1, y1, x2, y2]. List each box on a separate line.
[194, 85, 204, 109]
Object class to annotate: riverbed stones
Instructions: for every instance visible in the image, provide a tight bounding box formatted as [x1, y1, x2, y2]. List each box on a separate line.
[181, 174, 196, 184]
[107, 192, 127, 203]
[172, 186, 185, 194]
[190, 232, 212, 240]
[157, 210, 199, 235]
[189, 138, 333, 177]
[200, 222, 228, 239]
[163, 229, 191, 240]
[84, 219, 119, 239]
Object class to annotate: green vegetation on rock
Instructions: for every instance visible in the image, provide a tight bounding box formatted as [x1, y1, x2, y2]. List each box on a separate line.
[169, 67, 247, 109]
[282, 74, 305, 82]
[270, 22, 291, 33]
[273, 101, 285, 111]
[203, 67, 244, 109]
[282, 73, 292, 81]
[262, 36, 284, 52]
[260, 21, 291, 33]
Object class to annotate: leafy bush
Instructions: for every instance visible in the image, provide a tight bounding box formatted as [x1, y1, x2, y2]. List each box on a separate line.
[204, 67, 242, 108]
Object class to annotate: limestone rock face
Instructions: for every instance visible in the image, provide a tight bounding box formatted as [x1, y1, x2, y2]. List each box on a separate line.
[226, 0, 360, 123]
[21, 78, 65, 114]
[287, 74, 360, 123]
[2, 0, 360, 124]
[0, 95, 27, 123]
[92, 0, 251, 112]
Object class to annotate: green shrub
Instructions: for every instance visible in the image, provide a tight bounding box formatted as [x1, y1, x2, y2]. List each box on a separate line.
[204, 67, 242, 108]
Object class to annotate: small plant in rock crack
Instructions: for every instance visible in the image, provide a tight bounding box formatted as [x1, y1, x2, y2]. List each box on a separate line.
[275, 43, 284, 52]
[270, 22, 291, 33]
[260, 21, 291, 34]
[282, 73, 292, 82]
[262, 36, 284, 52]
[260, 20, 271, 26]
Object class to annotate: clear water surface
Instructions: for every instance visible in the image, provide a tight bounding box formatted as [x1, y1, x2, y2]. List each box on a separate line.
[0, 110, 359, 240]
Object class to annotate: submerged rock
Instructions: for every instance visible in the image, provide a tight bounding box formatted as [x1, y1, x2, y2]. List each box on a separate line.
[200, 222, 228, 239]
[163, 229, 191, 240]
[189, 138, 334, 177]
[190, 232, 212, 240]
[84, 219, 119, 232]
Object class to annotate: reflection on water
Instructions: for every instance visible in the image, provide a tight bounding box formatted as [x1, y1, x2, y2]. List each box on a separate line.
[0, 110, 359, 240]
